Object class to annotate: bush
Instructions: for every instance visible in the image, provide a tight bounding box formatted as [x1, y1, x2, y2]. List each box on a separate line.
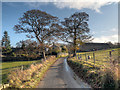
[21, 54, 26, 57]
[103, 73, 116, 88]
[118, 80, 120, 88]
[57, 53, 68, 57]
[61, 46, 68, 53]
[11, 52, 16, 57]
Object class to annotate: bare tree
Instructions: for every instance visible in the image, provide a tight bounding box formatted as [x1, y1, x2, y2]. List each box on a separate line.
[60, 12, 93, 56]
[14, 10, 58, 60]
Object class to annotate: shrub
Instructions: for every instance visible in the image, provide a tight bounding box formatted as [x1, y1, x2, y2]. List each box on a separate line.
[11, 52, 16, 57]
[103, 73, 116, 88]
[57, 53, 68, 57]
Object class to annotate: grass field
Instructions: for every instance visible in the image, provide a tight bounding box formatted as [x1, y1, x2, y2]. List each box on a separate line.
[1, 60, 41, 84]
[68, 48, 120, 88]
[76, 48, 120, 68]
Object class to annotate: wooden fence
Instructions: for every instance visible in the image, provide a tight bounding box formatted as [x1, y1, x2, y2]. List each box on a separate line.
[76, 49, 119, 66]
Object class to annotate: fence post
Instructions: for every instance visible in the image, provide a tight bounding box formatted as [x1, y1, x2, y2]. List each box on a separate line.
[78, 54, 81, 60]
[21, 65, 23, 71]
[85, 54, 87, 61]
[75, 54, 77, 59]
[93, 52, 95, 64]
[78, 54, 79, 59]
[77, 54, 79, 59]
[109, 51, 112, 60]
[80, 54, 81, 60]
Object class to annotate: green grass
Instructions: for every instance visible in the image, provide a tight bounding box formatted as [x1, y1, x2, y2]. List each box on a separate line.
[1, 60, 41, 84]
[68, 48, 120, 88]
[76, 48, 120, 68]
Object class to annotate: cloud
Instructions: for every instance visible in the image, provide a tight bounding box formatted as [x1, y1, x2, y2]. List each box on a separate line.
[3, 0, 118, 12]
[91, 31, 96, 35]
[25, 2, 49, 8]
[101, 28, 118, 34]
[110, 28, 118, 32]
[92, 28, 118, 43]
[92, 34, 118, 43]
[53, 0, 118, 13]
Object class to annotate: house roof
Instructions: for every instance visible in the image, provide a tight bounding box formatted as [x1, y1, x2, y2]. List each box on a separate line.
[84, 43, 110, 45]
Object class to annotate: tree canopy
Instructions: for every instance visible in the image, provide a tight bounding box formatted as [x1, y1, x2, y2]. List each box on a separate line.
[2, 31, 12, 55]
[59, 12, 92, 56]
[14, 10, 92, 57]
[14, 10, 59, 59]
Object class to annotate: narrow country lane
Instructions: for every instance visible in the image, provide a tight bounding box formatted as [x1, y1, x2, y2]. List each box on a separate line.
[37, 57, 91, 89]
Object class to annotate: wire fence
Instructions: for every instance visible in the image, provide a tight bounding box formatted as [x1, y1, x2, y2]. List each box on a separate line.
[76, 48, 120, 68]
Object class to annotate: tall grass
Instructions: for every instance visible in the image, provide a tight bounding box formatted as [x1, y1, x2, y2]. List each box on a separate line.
[1, 60, 41, 84]
[8, 56, 57, 88]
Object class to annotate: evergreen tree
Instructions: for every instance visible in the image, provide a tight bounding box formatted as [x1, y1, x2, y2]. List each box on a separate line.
[2, 31, 12, 55]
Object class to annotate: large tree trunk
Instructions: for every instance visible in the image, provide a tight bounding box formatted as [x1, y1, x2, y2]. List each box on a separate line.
[43, 49, 46, 60]
[73, 41, 77, 57]
[73, 29, 77, 57]
[39, 41, 46, 60]
[73, 47, 76, 57]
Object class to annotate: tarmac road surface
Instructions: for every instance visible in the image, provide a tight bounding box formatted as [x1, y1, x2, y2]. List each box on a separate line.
[37, 57, 91, 89]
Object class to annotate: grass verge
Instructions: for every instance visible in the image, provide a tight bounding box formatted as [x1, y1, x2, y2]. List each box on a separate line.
[67, 57, 120, 89]
[1, 60, 41, 84]
[7, 56, 59, 88]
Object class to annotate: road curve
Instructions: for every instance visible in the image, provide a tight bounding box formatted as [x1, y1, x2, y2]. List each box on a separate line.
[37, 57, 91, 89]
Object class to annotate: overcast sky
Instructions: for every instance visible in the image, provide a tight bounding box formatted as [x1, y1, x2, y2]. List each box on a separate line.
[1, 0, 118, 47]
